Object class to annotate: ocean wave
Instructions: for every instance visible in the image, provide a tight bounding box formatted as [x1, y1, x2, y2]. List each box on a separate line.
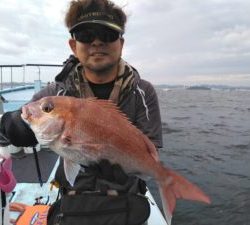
[172, 116, 191, 120]
[161, 122, 182, 134]
[227, 143, 250, 150]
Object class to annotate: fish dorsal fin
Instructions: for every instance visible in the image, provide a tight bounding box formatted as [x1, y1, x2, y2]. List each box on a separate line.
[85, 98, 119, 110]
[85, 98, 132, 124]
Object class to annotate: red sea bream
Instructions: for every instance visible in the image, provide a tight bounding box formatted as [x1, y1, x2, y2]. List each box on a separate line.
[21, 96, 211, 223]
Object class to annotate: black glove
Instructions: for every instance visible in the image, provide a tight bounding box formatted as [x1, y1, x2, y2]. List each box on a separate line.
[85, 159, 147, 194]
[85, 159, 129, 185]
[0, 130, 10, 146]
[0, 110, 38, 147]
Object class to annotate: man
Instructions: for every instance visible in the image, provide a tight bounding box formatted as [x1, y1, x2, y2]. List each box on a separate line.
[0, 0, 162, 224]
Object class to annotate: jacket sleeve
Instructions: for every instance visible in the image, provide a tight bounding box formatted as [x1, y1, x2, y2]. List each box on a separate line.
[134, 80, 163, 148]
[0, 83, 59, 147]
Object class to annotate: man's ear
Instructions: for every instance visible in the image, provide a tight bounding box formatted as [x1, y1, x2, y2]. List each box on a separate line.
[69, 39, 77, 56]
[120, 37, 124, 48]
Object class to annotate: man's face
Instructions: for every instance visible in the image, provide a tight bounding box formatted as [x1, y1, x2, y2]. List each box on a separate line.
[69, 24, 124, 73]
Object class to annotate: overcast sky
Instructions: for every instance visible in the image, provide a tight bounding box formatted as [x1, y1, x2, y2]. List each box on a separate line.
[1, 0, 250, 86]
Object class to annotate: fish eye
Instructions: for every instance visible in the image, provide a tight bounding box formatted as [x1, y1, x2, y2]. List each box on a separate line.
[41, 101, 54, 113]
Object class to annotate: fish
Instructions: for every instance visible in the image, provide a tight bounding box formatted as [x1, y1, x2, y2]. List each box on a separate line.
[21, 96, 211, 224]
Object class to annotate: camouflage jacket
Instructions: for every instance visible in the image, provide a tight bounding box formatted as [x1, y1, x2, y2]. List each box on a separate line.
[31, 55, 163, 148]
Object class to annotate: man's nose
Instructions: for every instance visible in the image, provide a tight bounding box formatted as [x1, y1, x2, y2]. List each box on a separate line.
[91, 38, 105, 46]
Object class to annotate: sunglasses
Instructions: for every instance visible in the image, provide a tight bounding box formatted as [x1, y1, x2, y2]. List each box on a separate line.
[72, 27, 121, 44]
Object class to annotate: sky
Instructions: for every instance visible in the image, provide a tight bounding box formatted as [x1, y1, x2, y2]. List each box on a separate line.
[0, 0, 250, 86]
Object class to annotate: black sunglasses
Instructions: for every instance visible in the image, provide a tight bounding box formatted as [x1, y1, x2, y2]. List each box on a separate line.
[72, 26, 121, 44]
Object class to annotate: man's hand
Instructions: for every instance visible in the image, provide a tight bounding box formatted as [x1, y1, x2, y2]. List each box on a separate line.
[86, 159, 129, 185]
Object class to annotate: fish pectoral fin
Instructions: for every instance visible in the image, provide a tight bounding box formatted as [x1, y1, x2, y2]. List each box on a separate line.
[63, 159, 81, 186]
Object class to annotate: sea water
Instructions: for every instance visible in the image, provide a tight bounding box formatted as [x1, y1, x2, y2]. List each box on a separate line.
[1, 89, 34, 112]
[150, 88, 250, 225]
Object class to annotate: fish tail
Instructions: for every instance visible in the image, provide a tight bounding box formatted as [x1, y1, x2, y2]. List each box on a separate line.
[157, 166, 211, 224]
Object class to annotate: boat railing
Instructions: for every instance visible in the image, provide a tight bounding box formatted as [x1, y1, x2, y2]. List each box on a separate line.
[0, 64, 63, 90]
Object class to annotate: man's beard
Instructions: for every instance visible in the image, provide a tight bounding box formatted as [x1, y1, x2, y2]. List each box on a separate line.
[85, 60, 118, 74]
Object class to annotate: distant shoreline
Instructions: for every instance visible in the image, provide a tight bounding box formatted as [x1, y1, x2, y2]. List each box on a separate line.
[1, 82, 250, 91]
[155, 84, 250, 91]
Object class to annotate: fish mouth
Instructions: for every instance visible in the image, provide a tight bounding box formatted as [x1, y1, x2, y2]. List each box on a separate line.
[21, 104, 40, 124]
[21, 105, 31, 122]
